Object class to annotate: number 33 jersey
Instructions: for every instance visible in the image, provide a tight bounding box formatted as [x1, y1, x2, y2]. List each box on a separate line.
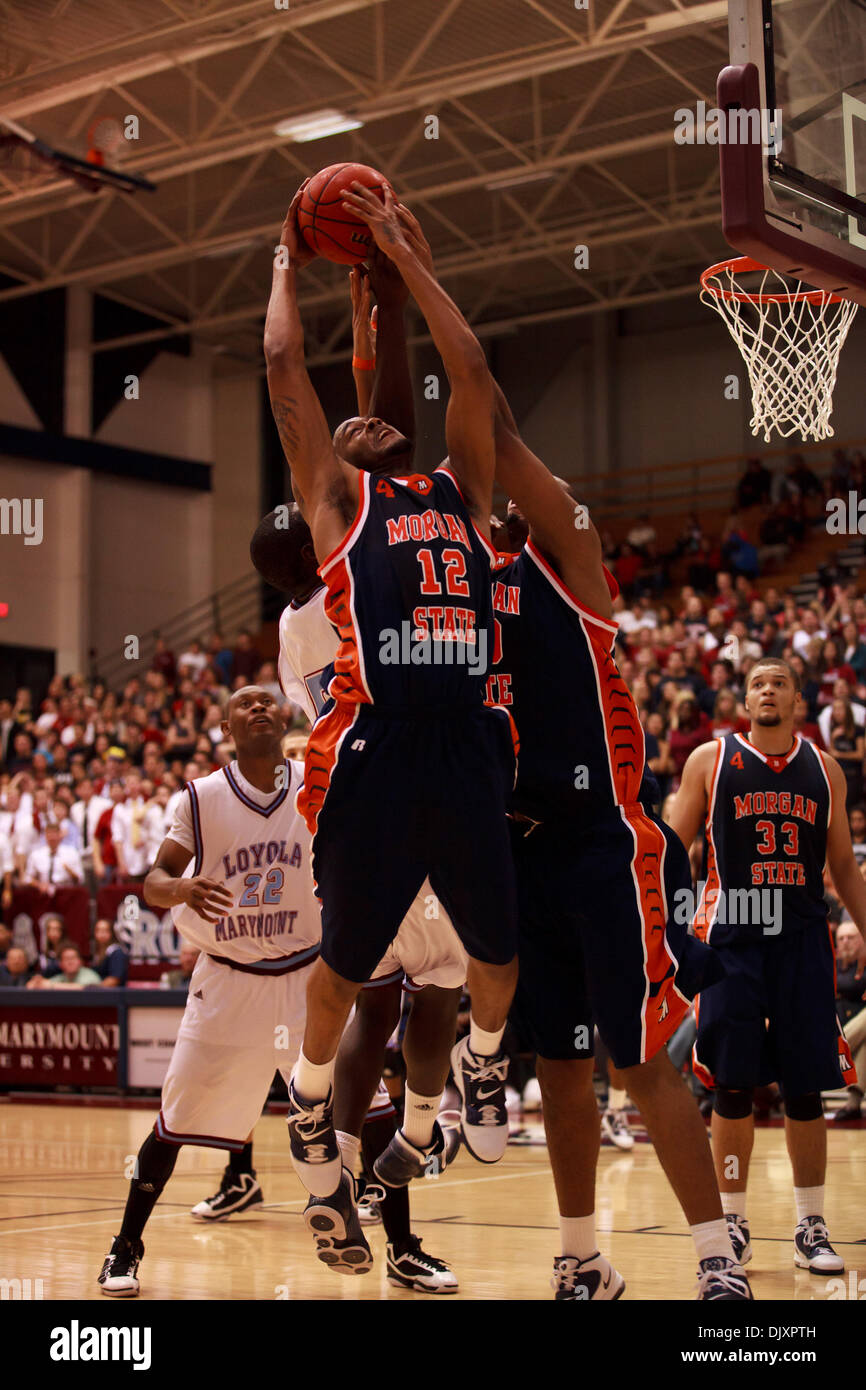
[696, 732, 832, 946]
[168, 759, 322, 963]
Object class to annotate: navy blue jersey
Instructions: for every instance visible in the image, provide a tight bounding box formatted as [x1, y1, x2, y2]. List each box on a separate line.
[320, 465, 495, 711]
[694, 732, 832, 946]
[486, 541, 648, 821]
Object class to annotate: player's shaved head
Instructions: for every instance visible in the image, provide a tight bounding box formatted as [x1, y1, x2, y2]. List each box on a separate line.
[223, 686, 285, 751]
[250, 505, 318, 600]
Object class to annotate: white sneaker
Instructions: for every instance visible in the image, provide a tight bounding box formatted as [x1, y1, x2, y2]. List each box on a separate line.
[552, 1252, 625, 1300]
[522, 1077, 542, 1111]
[505, 1085, 522, 1115]
[793, 1216, 843, 1274]
[450, 1035, 510, 1164]
[601, 1107, 635, 1151]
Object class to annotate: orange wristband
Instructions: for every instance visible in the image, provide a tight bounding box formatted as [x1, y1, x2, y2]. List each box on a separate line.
[352, 356, 376, 371]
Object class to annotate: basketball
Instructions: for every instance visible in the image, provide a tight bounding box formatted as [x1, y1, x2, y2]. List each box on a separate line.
[297, 162, 387, 265]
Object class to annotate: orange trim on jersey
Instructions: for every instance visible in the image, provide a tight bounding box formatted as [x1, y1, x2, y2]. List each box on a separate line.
[693, 741, 724, 943]
[813, 744, 834, 828]
[432, 463, 497, 561]
[691, 994, 716, 1090]
[525, 540, 618, 632]
[580, 618, 644, 804]
[621, 803, 690, 1062]
[296, 701, 359, 837]
[318, 470, 370, 579]
[320, 552, 372, 706]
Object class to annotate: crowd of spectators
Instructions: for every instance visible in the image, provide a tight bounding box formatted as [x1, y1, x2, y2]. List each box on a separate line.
[0, 628, 304, 989]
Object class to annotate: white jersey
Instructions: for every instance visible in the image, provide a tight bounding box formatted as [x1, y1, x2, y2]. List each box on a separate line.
[169, 759, 321, 965]
[278, 591, 335, 723]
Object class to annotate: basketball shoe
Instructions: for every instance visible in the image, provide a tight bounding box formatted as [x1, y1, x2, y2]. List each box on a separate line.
[551, 1253, 625, 1301]
[725, 1213, 752, 1265]
[793, 1216, 843, 1274]
[303, 1169, 373, 1275]
[601, 1107, 635, 1151]
[287, 1079, 342, 1196]
[450, 1036, 510, 1163]
[191, 1168, 263, 1221]
[373, 1119, 461, 1187]
[357, 1180, 385, 1225]
[98, 1235, 144, 1298]
[696, 1257, 753, 1299]
[387, 1236, 458, 1294]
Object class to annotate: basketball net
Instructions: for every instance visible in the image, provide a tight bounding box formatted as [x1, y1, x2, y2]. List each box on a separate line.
[700, 256, 859, 442]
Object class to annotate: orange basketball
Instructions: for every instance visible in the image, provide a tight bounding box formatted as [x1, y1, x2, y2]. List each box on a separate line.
[297, 162, 387, 265]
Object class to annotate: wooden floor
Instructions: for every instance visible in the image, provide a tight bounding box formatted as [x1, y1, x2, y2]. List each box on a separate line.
[1, 1102, 863, 1301]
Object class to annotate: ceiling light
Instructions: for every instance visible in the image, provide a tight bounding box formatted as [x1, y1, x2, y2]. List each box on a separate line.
[274, 109, 364, 143]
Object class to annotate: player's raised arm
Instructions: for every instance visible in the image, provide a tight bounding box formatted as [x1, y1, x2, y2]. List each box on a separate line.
[349, 266, 375, 417]
[366, 244, 416, 451]
[491, 412, 614, 617]
[667, 741, 716, 854]
[342, 182, 495, 525]
[824, 753, 866, 965]
[264, 183, 357, 557]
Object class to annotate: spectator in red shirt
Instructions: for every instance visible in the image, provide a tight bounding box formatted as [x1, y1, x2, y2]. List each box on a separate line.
[151, 635, 176, 684]
[816, 637, 858, 709]
[668, 691, 712, 783]
[93, 781, 124, 883]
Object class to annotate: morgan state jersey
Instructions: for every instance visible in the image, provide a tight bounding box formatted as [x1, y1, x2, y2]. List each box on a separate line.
[169, 760, 321, 964]
[694, 732, 832, 946]
[320, 465, 496, 711]
[278, 590, 335, 723]
[487, 541, 646, 822]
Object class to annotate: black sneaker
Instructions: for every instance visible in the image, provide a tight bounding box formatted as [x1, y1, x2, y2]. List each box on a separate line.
[191, 1168, 263, 1221]
[450, 1035, 510, 1164]
[725, 1212, 753, 1265]
[696, 1256, 753, 1299]
[386, 1236, 458, 1293]
[551, 1253, 625, 1301]
[287, 1079, 342, 1197]
[374, 1120, 459, 1187]
[794, 1216, 843, 1274]
[97, 1235, 144, 1298]
[303, 1169, 373, 1275]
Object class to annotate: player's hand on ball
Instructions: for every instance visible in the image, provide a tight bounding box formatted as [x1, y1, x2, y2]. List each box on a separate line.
[341, 181, 408, 262]
[281, 180, 316, 270]
[181, 876, 234, 924]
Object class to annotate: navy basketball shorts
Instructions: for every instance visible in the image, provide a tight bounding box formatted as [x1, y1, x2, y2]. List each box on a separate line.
[693, 925, 857, 1094]
[508, 804, 724, 1068]
[298, 700, 519, 984]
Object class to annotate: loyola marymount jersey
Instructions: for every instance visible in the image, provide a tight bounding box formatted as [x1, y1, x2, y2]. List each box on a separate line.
[321, 465, 495, 710]
[695, 732, 832, 946]
[170, 760, 321, 964]
[486, 541, 646, 821]
[278, 591, 335, 722]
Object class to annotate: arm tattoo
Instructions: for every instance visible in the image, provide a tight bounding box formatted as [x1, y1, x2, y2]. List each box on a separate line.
[271, 395, 300, 463]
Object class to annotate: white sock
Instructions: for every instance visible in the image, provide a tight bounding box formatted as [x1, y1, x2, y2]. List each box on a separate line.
[335, 1130, 360, 1173]
[721, 1190, 747, 1219]
[692, 1217, 735, 1265]
[293, 1049, 334, 1102]
[794, 1186, 824, 1224]
[607, 1087, 627, 1111]
[402, 1088, 442, 1149]
[469, 1020, 505, 1058]
[560, 1214, 597, 1262]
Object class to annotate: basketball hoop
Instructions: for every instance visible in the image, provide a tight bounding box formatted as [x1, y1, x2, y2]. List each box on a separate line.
[700, 256, 859, 442]
[87, 116, 124, 167]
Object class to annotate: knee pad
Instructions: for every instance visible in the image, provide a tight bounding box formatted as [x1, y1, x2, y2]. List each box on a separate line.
[783, 1092, 823, 1122]
[713, 1087, 754, 1119]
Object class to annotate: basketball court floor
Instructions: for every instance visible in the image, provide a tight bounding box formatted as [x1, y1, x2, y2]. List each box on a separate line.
[2, 1104, 862, 1301]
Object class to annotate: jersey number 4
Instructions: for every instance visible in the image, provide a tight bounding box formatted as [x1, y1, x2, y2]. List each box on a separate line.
[417, 547, 470, 597]
[238, 867, 285, 907]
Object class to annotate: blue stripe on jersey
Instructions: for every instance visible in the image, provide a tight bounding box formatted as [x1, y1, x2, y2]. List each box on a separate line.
[222, 762, 291, 817]
[188, 780, 203, 876]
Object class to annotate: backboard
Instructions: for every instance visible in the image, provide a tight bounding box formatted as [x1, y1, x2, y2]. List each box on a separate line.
[719, 0, 866, 304]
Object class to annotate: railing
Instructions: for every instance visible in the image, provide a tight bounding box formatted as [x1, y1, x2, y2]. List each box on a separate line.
[92, 572, 283, 690]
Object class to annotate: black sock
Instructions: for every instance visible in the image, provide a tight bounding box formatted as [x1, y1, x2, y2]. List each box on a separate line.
[361, 1113, 412, 1254]
[119, 1129, 181, 1245]
[229, 1142, 255, 1178]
